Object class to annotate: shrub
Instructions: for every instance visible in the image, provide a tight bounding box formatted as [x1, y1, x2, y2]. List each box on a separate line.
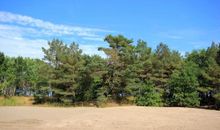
[135, 83, 162, 106]
[167, 62, 200, 107]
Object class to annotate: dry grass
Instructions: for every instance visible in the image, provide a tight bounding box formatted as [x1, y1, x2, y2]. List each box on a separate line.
[0, 96, 33, 106]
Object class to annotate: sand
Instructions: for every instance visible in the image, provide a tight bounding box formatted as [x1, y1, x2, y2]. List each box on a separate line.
[0, 106, 220, 130]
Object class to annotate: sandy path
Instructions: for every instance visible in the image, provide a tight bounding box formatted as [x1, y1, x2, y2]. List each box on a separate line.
[0, 106, 220, 130]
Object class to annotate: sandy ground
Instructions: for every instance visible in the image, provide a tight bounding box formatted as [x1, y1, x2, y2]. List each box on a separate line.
[0, 106, 220, 130]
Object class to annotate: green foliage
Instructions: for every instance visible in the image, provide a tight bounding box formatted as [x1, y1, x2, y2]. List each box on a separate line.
[135, 83, 162, 106]
[213, 93, 220, 108]
[32, 60, 52, 103]
[167, 62, 200, 107]
[0, 56, 16, 96]
[98, 35, 134, 102]
[149, 43, 183, 104]
[0, 37, 220, 109]
[42, 39, 84, 104]
[76, 55, 106, 102]
[96, 87, 108, 107]
[186, 42, 220, 106]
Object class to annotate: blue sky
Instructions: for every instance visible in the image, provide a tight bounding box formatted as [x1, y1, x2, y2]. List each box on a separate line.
[0, 0, 219, 58]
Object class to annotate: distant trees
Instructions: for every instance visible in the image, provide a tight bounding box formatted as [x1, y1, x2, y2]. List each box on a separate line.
[0, 35, 219, 108]
[0, 55, 39, 97]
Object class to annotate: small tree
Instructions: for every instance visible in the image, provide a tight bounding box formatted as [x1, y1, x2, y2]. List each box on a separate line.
[135, 83, 162, 106]
[167, 62, 200, 107]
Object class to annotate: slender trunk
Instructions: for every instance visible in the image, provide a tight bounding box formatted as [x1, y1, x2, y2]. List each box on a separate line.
[12, 86, 16, 96]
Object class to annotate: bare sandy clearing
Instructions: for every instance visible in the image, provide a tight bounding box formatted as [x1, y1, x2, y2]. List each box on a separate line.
[0, 106, 220, 130]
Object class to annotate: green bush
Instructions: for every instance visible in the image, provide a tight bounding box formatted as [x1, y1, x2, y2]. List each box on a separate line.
[167, 62, 200, 107]
[135, 83, 162, 106]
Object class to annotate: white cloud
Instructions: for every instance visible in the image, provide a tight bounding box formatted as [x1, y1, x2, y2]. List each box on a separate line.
[0, 11, 110, 38]
[0, 34, 106, 59]
[0, 37, 48, 58]
[0, 11, 110, 58]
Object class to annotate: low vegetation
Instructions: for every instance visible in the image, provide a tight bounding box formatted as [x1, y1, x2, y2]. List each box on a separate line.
[0, 96, 33, 106]
[0, 35, 220, 108]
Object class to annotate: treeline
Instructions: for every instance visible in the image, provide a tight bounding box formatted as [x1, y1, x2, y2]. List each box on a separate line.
[0, 35, 220, 108]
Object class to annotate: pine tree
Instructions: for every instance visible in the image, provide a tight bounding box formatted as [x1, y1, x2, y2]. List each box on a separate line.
[42, 39, 83, 104]
[98, 35, 134, 102]
[151, 43, 182, 89]
[76, 55, 106, 102]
